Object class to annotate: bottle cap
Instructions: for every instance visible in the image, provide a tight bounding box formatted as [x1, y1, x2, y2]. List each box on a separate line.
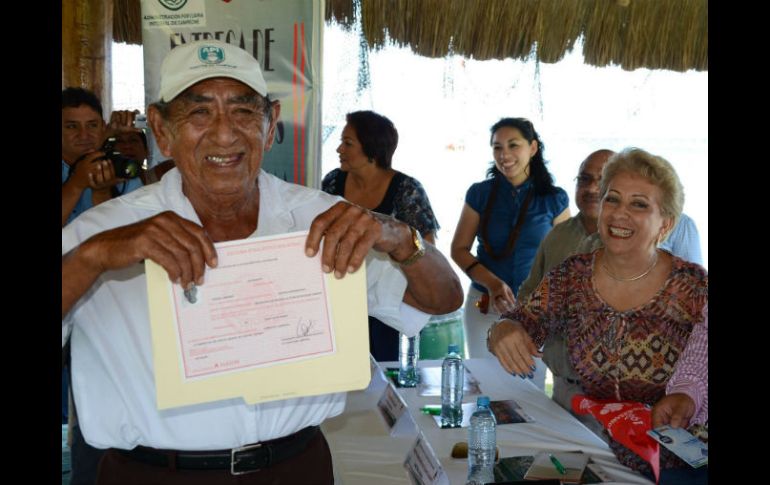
[477, 395, 490, 406]
[448, 344, 460, 354]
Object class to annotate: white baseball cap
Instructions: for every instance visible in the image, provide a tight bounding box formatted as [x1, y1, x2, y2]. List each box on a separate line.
[159, 39, 268, 102]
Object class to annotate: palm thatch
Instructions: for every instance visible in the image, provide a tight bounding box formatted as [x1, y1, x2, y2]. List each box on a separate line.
[113, 0, 141, 45]
[327, 0, 356, 28]
[112, 0, 707, 72]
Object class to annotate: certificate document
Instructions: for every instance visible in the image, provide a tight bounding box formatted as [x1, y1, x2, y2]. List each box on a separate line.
[146, 231, 371, 409]
[172, 233, 335, 379]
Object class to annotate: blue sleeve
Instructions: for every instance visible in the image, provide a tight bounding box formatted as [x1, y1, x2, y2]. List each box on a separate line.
[660, 214, 703, 265]
[554, 187, 569, 216]
[122, 177, 143, 195]
[464, 182, 486, 213]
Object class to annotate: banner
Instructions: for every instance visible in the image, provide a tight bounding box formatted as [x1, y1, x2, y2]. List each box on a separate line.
[140, 0, 323, 187]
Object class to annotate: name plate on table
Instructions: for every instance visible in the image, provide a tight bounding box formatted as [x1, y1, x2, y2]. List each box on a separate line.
[403, 432, 449, 485]
[376, 381, 414, 436]
[370, 354, 384, 378]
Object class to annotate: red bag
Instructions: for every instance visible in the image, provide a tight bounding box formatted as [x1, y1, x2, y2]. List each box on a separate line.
[572, 394, 660, 483]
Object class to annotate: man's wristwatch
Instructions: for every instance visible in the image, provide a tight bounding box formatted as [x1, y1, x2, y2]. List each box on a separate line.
[394, 225, 426, 266]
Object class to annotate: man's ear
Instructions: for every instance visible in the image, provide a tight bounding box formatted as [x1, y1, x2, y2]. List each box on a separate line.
[147, 105, 173, 158]
[263, 100, 282, 151]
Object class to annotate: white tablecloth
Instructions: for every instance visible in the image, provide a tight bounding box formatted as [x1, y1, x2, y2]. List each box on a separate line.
[322, 358, 653, 485]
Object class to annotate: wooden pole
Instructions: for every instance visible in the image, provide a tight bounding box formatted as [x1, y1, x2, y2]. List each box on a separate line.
[62, 0, 114, 114]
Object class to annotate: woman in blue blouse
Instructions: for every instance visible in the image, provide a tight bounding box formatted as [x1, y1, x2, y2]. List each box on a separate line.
[451, 118, 569, 373]
[323, 110, 440, 361]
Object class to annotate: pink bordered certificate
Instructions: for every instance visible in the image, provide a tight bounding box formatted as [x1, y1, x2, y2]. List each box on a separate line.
[145, 231, 371, 409]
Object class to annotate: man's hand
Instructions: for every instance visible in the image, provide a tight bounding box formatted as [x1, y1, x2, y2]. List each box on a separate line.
[67, 151, 126, 191]
[63, 211, 218, 317]
[651, 393, 696, 429]
[305, 201, 463, 315]
[305, 201, 389, 278]
[104, 109, 142, 139]
[80, 211, 218, 288]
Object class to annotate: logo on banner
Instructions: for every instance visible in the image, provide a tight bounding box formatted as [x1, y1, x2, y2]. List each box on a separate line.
[198, 46, 225, 64]
[158, 0, 188, 10]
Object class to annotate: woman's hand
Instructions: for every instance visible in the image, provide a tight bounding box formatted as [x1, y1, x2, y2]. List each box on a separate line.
[488, 279, 516, 314]
[651, 393, 695, 429]
[488, 319, 541, 377]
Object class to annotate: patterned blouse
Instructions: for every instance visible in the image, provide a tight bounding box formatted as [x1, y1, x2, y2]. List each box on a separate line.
[321, 168, 440, 237]
[505, 251, 708, 473]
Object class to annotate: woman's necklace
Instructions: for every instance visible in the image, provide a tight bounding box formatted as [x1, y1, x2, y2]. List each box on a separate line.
[602, 251, 658, 282]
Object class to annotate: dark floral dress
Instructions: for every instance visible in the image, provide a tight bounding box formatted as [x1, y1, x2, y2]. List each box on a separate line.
[322, 168, 440, 361]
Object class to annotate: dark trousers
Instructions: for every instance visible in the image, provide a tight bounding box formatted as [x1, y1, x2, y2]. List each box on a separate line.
[66, 341, 106, 485]
[643, 466, 708, 485]
[71, 424, 106, 485]
[95, 429, 334, 485]
[369, 316, 400, 362]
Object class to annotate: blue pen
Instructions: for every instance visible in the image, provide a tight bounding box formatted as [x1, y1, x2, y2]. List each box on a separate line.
[549, 453, 567, 475]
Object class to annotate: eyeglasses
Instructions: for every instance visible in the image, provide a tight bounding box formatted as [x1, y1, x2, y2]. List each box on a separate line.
[575, 174, 601, 187]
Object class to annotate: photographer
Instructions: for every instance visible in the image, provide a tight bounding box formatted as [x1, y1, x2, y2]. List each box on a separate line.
[61, 87, 144, 227]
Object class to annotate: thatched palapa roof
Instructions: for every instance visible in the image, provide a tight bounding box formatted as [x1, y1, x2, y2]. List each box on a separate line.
[113, 0, 707, 72]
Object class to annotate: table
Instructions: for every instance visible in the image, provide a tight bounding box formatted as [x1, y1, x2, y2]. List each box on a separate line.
[322, 358, 652, 484]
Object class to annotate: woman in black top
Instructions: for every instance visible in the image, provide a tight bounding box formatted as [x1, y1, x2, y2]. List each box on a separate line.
[322, 110, 440, 361]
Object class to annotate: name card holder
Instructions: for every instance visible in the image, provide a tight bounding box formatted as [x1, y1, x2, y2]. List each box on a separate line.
[376, 380, 416, 436]
[403, 432, 449, 485]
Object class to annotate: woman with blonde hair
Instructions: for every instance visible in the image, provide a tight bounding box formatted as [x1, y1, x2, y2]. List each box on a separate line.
[488, 148, 707, 482]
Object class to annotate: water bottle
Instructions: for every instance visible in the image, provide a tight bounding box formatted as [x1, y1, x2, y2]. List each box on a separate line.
[441, 344, 464, 428]
[467, 396, 496, 484]
[398, 332, 420, 387]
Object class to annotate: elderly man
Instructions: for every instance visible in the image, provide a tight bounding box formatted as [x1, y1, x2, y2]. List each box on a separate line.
[516, 149, 613, 435]
[62, 40, 462, 484]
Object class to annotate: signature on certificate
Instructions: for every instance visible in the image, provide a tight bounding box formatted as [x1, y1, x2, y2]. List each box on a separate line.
[296, 317, 316, 337]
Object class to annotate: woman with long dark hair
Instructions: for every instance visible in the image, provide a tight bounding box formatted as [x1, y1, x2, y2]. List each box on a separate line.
[451, 118, 569, 379]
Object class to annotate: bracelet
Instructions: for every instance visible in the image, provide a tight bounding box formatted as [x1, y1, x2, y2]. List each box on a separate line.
[486, 318, 505, 355]
[464, 260, 480, 276]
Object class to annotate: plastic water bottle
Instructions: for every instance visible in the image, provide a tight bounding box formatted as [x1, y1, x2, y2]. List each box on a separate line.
[398, 332, 420, 387]
[441, 344, 464, 428]
[467, 396, 496, 484]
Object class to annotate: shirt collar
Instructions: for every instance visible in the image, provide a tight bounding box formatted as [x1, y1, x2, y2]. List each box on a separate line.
[126, 168, 311, 238]
[499, 175, 532, 195]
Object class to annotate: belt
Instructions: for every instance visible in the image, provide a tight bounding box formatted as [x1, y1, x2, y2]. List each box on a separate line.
[119, 425, 319, 476]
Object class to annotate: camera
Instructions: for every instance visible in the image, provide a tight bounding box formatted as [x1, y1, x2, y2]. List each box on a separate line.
[101, 136, 141, 179]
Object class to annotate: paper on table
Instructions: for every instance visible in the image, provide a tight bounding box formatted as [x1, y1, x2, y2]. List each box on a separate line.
[647, 425, 708, 468]
[431, 399, 533, 428]
[523, 451, 589, 484]
[146, 231, 371, 409]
